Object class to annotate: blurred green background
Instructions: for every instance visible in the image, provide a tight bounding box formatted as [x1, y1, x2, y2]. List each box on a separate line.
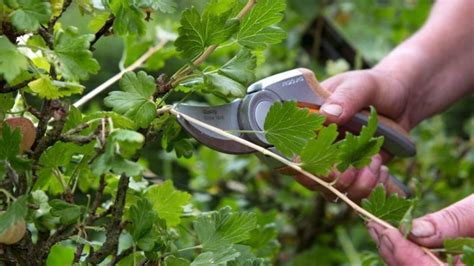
[61, 0, 473, 265]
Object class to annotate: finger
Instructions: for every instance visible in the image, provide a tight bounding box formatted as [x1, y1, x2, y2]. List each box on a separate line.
[409, 194, 474, 248]
[320, 73, 376, 125]
[320, 75, 344, 93]
[344, 155, 382, 201]
[368, 222, 438, 266]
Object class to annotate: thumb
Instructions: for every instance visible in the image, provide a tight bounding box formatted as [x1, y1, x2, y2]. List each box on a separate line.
[320, 71, 376, 124]
[409, 194, 474, 247]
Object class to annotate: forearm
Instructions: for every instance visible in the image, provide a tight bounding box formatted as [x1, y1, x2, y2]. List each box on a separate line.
[373, 0, 474, 128]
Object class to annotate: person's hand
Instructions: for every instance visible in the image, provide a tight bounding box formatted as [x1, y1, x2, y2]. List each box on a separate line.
[367, 194, 474, 265]
[294, 69, 411, 201]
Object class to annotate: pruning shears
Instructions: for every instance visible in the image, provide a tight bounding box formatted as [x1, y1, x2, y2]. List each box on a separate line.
[175, 68, 415, 198]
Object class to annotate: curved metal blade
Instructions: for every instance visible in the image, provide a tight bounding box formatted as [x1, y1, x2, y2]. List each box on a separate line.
[175, 101, 255, 154]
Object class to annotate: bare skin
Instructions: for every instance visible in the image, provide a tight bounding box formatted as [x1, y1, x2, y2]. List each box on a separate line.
[297, 0, 474, 264]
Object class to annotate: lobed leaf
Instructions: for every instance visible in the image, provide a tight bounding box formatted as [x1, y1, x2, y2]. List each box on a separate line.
[300, 124, 340, 176]
[193, 206, 257, 251]
[53, 27, 100, 81]
[191, 246, 240, 266]
[145, 180, 191, 227]
[9, 0, 51, 31]
[362, 185, 412, 225]
[337, 106, 384, 171]
[104, 71, 157, 128]
[0, 36, 28, 83]
[49, 199, 85, 225]
[0, 195, 28, 234]
[264, 101, 325, 157]
[175, 2, 239, 60]
[219, 49, 257, 85]
[236, 0, 287, 49]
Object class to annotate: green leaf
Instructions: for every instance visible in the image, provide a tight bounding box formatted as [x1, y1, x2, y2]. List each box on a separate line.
[46, 243, 75, 266]
[91, 143, 144, 177]
[84, 111, 136, 130]
[300, 124, 340, 176]
[0, 93, 14, 114]
[362, 185, 412, 225]
[135, 0, 176, 13]
[0, 195, 28, 234]
[145, 180, 191, 227]
[264, 101, 325, 157]
[243, 211, 280, 258]
[165, 255, 191, 266]
[236, 0, 286, 49]
[204, 73, 246, 98]
[104, 71, 157, 128]
[0, 124, 21, 160]
[400, 205, 414, 238]
[111, 2, 146, 36]
[39, 142, 94, 168]
[444, 238, 474, 254]
[194, 207, 257, 251]
[175, 3, 239, 60]
[28, 77, 83, 99]
[53, 27, 100, 81]
[49, 199, 85, 225]
[219, 49, 256, 85]
[337, 106, 384, 171]
[9, 0, 51, 31]
[462, 246, 474, 265]
[191, 246, 240, 266]
[127, 198, 156, 242]
[0, 36, 28, 83]
[110, 129, 145, 158]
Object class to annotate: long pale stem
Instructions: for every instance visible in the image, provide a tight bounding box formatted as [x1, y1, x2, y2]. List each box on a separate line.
[73, 39, 168, 108]
[168, 106, 443, 265]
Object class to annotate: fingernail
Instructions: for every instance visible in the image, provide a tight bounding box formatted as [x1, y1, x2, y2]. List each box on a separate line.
[368, 227, 380, 244]
[321, 104, 343, 117]
[381, 235, 394, 250]
[411, 220, 435, 238]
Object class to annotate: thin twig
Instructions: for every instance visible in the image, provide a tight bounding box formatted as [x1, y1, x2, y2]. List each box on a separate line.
[91, 15, 115, 48]
[73, 40, 168, 108]
[168, 106, 443, 265]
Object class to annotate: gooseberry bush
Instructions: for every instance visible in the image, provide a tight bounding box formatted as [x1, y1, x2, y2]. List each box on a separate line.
[0, 0, 473, 265]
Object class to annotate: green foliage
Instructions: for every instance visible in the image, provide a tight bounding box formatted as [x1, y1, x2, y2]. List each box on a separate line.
[219, 49, 257, 84]
[300, 124, 340, 176]
[444, 238, 474, 254]
[46, 243, 75, 266]
[0, 195, 28, 234]
[194, 207, 256, 251]
[462, 246, 474, 265]
[104, 71, 157, 128]
[191, 246, 240, 266]
[49, 199, 85, 225]
[175, 2, 239, 60]
[53, 27, 100, 81]
[264, 101, 325, 157]
[337, 107, 384, 171]
[28, 77, 84, 99]
[237, 0, 287, 49]
[144, 180, 191, 227]
[8, 0, 51, 31]
[0, 36, 28, 83]
[362, 185, 412, 225]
